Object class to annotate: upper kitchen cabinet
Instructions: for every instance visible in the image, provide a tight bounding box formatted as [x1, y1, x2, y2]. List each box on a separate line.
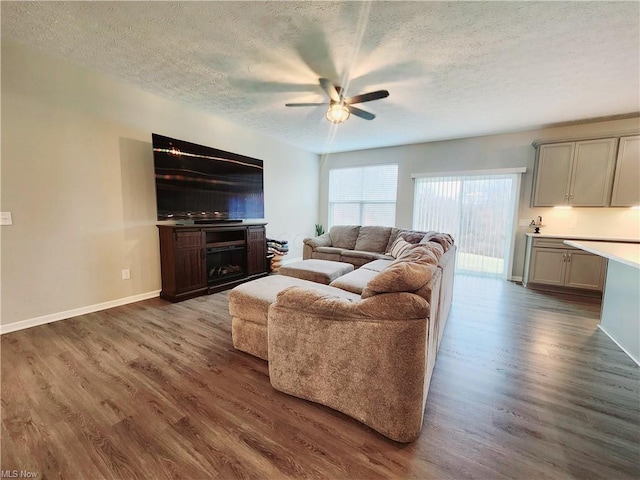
[610, 135, 640, 207]
[532, 138, 617, 207]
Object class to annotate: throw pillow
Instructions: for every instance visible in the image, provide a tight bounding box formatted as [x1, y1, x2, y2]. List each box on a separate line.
[387, 237, 412, 258]
[400, 230, 426, 244]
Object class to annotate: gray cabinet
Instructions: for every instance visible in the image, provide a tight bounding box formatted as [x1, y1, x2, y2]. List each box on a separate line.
[532, 138, 617, 207]
[610, 135, 640, 207]
[524, 236, 606, 292]
[563, 250, 607, 290]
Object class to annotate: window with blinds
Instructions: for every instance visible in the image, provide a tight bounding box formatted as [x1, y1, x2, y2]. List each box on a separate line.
[328, 164, 398, 228]
[412, 171, 523, 278]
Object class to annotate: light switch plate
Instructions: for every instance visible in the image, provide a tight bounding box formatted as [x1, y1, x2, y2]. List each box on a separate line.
[0, 212, 12, 225]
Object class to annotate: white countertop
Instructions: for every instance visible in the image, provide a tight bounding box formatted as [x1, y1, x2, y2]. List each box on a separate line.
[564, 240, 640, 269]
[526, 233, 640, 243]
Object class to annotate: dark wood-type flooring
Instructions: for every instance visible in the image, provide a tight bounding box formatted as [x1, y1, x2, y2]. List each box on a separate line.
[2, 275, 639, 479]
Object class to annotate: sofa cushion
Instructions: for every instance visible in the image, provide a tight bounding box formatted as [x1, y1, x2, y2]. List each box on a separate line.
[360, 259, 394, 272]
[312, 246, 344, 262]
[362, 263, 437, 299]
[279, 259, 354, 285]
[315, 246, 344, 255]
[387, 237, 412, 258]
[384, 228, 403, 253]
[339, 249, 382, 260]
[329, 225, 360, 249]
[229, 275, 360, 326]
[339, 250, 393, 268]
[329, 268, 379, 294]
[398, 243, 443, 264]
[400, 230, 428, 244]
[361, 245, 440, 298]
[420, 232, 455, 252]
[354, 226, 392, 253]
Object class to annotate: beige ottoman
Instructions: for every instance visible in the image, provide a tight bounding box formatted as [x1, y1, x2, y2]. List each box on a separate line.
[278, 259, 354, 285]
[228, 275, 359, 360]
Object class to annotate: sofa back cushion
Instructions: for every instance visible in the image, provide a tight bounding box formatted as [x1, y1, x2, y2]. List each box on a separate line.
[329, 225, 361, 249]
[384, 228, 403, 253]
[354, 226, 392, 253]
[362, 245, 441, 298]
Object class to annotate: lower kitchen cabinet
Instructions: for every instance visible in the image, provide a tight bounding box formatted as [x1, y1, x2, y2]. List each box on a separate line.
[524, 236, 606, 292]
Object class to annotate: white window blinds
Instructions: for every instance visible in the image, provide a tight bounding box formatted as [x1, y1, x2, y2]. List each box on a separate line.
[328, 164, 398, 228]
[412, 170, 523, 278]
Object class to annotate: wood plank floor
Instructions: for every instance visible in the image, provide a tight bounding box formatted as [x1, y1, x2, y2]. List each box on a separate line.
[2, 275, 638, 479]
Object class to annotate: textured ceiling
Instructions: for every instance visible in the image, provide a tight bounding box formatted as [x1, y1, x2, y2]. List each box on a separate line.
[2, 1, 639, 154]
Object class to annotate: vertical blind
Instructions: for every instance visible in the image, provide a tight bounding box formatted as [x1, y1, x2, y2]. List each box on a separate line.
[328, 164, 398, 227]
[413, 172, 521, 278]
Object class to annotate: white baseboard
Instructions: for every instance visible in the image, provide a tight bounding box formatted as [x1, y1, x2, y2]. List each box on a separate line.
[0, 290, 161, 335]
[598, 324, 640, 367]
[509, 275, 523, 283]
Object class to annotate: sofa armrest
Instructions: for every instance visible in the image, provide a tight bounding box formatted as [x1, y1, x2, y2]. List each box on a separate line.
[303, 232, 332, 249]
[273, 286, 430, 320]
[268, 287, 431, 443]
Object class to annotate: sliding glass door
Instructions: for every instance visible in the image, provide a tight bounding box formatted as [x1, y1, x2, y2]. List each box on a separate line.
[413, 171, 522, 278]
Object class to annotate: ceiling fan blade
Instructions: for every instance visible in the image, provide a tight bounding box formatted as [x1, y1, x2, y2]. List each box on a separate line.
[285, 102, 329, 107]
[348, 106, 375, 121]
[319, 78, 340, 102]
[346, 90, 390, 105]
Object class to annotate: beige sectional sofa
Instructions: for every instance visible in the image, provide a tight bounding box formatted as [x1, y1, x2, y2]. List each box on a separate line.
[228, 226, 456, 442]
[303, 225, 444, 268]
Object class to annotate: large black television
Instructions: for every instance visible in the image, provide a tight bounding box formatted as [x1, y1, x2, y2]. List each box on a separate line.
[152, 134, 264, 222]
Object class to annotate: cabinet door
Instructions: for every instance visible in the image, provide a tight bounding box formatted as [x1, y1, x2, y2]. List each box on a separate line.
[246, 227, 266, 276]
[175, 231, 206, 292]
[569, 138, 617, 206]
[528, 248, 567, 286]
[610, 135, 640, 207]
[533, 143, 574, 206]
[564, 251, 606, 291]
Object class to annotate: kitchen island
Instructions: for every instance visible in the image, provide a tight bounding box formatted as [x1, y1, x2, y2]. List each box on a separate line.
[564, 240, 640, 365]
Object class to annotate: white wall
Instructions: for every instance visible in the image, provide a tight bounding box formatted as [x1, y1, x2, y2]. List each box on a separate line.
[1, 41, 318, 328]
[320, 118, 640, 279]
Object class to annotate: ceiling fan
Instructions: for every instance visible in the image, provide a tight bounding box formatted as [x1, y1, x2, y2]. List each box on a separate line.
[285, 78, 389, 124]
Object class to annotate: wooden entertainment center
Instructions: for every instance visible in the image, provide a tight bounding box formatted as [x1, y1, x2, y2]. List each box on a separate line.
[157, 222, 268, 302]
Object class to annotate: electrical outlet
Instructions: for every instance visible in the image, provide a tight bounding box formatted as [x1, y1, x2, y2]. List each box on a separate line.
[121, 269, 131, 280]
[0, 212, 13, 225]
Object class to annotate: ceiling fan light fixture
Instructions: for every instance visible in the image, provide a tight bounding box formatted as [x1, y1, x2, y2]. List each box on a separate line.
[326, 103, 350, 124]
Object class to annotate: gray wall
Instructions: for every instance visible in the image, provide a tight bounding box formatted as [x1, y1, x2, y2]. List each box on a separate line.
[320, 117, 640, 279]
[1, 41, 319, 327]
